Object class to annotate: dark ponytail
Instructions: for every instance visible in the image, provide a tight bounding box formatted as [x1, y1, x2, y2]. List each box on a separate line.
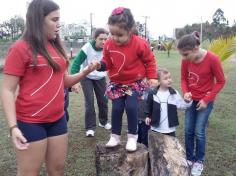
[177, 31, 200, 51]
[108, 7, 135, 31]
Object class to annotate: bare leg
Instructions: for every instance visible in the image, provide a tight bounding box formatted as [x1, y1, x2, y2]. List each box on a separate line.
[45, 133, 68, 176]
[16, 139, 47, 176]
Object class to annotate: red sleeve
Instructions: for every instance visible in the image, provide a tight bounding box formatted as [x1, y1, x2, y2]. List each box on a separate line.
[4, 43, 28, 76]
[202, 56, 226, 104]
[101, 40, 112, 70]
[139, 40, 157, 79]
[181, 59, 189, 94]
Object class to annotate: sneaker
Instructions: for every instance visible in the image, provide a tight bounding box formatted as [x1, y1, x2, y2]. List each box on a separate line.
[99, 122, 112, 130]
[126, 134, 138, 152]
[106, 134, 120, 147]
[86, 130, 95, 137]
[187, 160, 193, 167]
[191, 161, 204, 176]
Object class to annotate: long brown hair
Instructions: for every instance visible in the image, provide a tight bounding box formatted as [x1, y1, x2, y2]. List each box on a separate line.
[22, 0, 68, 71]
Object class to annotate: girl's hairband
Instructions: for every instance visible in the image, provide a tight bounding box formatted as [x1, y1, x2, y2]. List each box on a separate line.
[112, 7, 125, 15]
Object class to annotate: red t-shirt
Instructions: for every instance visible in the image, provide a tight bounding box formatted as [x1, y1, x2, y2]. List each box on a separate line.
[4, 40, 67, 123]
[102, 35, 157, 84]
[181, 51, 225, 104]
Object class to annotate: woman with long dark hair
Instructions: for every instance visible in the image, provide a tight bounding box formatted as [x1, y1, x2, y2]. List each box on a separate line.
[1, 0, 98, 175]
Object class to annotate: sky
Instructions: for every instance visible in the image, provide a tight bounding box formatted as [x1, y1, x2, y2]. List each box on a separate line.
[0, 0, 235, 39]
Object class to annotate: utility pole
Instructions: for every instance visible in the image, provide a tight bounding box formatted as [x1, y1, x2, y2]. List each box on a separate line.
[200, 17, 203, 44]
[90, 13, 93, 37]
[142, 16, 150, 39]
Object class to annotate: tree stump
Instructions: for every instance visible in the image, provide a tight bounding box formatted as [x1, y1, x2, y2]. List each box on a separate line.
[95, 142, 149, 176]
[148, 131, 190, 176]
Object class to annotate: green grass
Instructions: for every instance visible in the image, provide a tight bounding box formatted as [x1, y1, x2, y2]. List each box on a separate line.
[0, 50, 236, 176]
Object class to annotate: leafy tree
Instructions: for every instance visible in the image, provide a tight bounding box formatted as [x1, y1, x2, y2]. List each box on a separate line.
[136, 21, 145, 37]
[60, 23, 88, 40]
[0, 15, 24, 40]
[212, 8, 227, 27]
[208, 36, 236, 62]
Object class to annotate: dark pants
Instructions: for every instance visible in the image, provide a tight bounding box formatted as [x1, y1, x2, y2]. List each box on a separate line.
[137, 120, 150, 147]
[112, 93, 138, 135]
[81, 77, 108, 130]
[64, 89, 70, 122]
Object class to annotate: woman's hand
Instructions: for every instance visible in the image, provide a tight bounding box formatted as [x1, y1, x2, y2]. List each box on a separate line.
[11, 127, 29, 150]
[85, 60, 101, 72]
[196, 100, 207, 111]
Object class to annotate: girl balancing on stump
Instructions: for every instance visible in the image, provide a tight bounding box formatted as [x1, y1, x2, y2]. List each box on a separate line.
[178, 31, 225, 176]
[97, 7, 157, 152]
[1, 0, 99, 175]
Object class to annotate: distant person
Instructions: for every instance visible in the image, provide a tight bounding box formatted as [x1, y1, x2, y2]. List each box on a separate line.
[145, 68, 192, 138]
[97, 7, 157, 151]
[0, 0, 99, 175]
[178, 31, 225, 176]
[71, 28, 111, 137]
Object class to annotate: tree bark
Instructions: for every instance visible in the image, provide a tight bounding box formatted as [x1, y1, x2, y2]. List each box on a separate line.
[148, 131, 190, 176]
[95, 142, 149, 176]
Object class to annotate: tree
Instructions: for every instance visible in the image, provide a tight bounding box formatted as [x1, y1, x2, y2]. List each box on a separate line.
[162, 40, 175, 57]
[9, 16, 25, 39]
[0, 15, 24, 40]
[60, 23, 88, 40]
[208, 36, 236, 62]
[212, 8, 227, 27]
[136, 21, 145, 37]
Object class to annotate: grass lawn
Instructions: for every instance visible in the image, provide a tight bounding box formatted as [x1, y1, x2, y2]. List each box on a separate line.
[0, 50, 236, 176]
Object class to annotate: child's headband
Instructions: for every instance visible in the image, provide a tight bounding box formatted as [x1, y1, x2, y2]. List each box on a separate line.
[112, 7, 125, 15]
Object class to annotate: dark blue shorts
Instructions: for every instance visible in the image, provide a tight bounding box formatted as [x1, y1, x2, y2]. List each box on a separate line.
[17, 115, 68, 143]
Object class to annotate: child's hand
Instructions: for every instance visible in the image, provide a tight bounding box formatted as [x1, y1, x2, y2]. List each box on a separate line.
[145, 117, 151, 126]
[184, 92, 192, 102]
[148, 79, 159, 88]
[95, 60, 101, 70]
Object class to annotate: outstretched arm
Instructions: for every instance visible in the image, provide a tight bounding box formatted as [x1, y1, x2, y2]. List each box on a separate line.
[64, 60, 100, 87]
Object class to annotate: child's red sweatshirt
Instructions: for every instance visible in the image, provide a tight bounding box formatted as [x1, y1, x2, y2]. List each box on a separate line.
[181, 51, 225, 104]
[101, 35, 157, 85]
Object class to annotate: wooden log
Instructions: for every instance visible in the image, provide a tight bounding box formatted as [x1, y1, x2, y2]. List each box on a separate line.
[95, 142, 149, 176]
[148, 131, 190, 176]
